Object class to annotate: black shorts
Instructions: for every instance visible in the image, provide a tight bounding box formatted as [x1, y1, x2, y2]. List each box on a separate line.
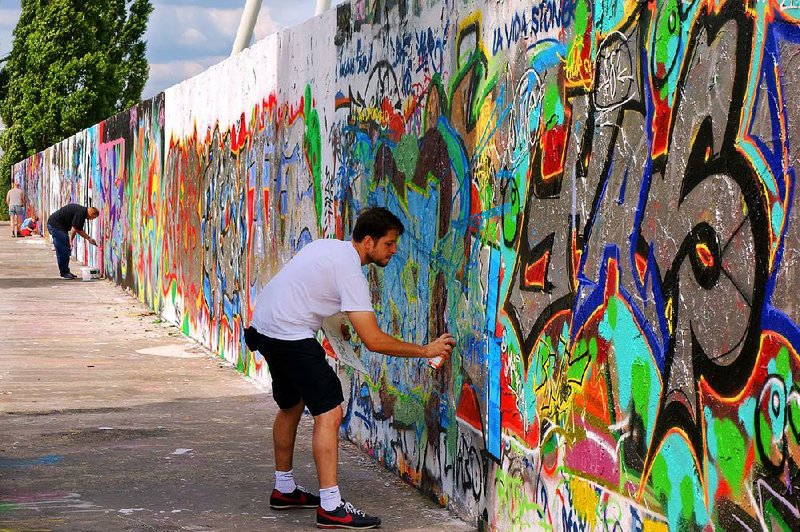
[244, 326, 343, 416]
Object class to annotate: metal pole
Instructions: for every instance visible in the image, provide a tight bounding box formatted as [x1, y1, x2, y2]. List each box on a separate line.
[231, 0, 264, 55]
[315, 0, 332, 16]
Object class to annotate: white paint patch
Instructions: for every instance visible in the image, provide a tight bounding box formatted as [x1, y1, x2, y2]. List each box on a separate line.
[135, 344, 206, 358]
[171, 448, 193, 455]
[118, 508, 146, 514]
[165, 34, 278, 140]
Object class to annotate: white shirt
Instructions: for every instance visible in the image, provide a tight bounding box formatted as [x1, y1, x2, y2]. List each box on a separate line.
[6, 188, 23, 206]
[251, 239, 374, 340]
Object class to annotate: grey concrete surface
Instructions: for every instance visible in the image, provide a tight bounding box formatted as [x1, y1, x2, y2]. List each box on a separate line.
[0, 222, 475, 532]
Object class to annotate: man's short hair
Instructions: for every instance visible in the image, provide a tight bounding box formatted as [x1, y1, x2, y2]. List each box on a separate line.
[352, 207, 404, 242]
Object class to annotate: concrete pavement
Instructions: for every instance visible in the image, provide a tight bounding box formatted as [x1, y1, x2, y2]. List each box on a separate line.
[0, 221, 474, 532]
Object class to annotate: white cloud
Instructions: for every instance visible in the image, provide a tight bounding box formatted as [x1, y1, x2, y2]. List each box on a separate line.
[145, 5, 240, 60]
[146, 3, 284, 58]
[253, 6, 280, 42]
[143, 2, 284, 97]
[202, 7, 244, 36]
[179, 27, 206, 46]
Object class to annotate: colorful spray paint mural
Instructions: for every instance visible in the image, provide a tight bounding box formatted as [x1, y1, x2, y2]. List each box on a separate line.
[11, 0, 800, 529]
[13, 96, 165, 280]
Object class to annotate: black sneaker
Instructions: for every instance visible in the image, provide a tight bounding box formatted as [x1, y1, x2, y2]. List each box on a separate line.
[316, 500, 381, 529]
[269, 486, 320, 510]
[60, 273, 78, 280]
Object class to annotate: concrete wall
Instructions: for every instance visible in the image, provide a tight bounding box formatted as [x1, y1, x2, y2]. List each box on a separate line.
[13, 0, 800, 529]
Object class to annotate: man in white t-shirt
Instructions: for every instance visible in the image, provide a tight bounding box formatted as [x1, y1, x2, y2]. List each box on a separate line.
[244, 207, 454, 529]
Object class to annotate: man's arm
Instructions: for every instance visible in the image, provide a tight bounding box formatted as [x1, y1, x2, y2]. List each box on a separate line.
[347, 311, 454, 359]
[71, 228, 97, 246]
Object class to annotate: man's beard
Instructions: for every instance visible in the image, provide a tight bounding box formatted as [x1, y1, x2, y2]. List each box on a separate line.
[367, 251, 389, 267]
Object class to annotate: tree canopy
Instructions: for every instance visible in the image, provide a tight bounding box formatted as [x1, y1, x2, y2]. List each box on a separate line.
[0, 0, 153, 212]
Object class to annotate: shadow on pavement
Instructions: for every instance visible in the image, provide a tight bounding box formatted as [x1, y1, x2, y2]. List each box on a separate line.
[0, 277, 94, 289]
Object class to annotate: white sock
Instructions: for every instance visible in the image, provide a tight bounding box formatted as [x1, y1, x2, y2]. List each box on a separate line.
[274, 469, 297, 494]
[319, 486, 342, 512]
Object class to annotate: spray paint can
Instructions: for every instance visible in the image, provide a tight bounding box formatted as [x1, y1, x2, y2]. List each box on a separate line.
[427, 355, 444, 370]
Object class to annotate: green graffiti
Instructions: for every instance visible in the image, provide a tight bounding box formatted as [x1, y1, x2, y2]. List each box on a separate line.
[631, 359, 653, 432]
[788, 391, 800, 448]
[776, 346, 791, 381]
[384, 387, 426, 427]
[181, 309, 190, 336]
[764, 495, 795, 531]
[678, 474, 695, 527]
[711, 417, 746, 498]
[395, 134, 419, 182]
[574, 0, 590, 37]
[438, 121, 468, 187]
[494, 468, 544, 530]
[651, 0, 683, 101]
[303, 85, 323, 231]
[542, 82, 565, 128]
[502, 176, 520, 244]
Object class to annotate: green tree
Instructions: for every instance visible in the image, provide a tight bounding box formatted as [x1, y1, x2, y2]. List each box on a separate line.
[0, 0, 153, 217]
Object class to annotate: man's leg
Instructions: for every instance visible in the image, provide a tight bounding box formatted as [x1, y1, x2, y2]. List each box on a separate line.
[10, 213, 18, 236]
[312, 403, 381, 528]
[49, 227, 71, 276]
[273, 401, 304, 472]
[313, 405, 343, 488]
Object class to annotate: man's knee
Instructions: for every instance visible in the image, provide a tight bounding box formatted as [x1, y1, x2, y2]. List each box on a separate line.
[314, 404, 343, 428]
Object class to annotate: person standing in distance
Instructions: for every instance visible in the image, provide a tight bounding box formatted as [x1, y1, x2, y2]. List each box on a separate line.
[47, 203, 100, 280]
[244, 207, 455, 530]
[5, 182, 24, 237]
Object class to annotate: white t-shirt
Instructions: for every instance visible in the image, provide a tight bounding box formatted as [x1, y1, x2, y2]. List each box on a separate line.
[6, 187, 23, 206]
[251, 239, 374, 340]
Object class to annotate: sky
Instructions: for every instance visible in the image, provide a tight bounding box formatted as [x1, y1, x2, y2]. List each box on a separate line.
[0, 0, 346, 101]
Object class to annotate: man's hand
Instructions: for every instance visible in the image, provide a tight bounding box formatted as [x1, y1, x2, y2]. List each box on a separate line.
[88, 237, 97, 246]
[422, 333, 455, 359]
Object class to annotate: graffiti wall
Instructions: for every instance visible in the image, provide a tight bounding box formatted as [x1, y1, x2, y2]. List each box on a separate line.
[12, 0, 800, 529]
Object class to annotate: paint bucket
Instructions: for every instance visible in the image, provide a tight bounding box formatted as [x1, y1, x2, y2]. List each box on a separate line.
[80, 267, 99, 281]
